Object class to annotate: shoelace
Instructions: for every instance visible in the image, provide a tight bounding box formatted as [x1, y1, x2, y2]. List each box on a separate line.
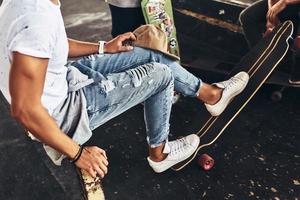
[169, 138, 189, 156]
[224, 76, 242, 91]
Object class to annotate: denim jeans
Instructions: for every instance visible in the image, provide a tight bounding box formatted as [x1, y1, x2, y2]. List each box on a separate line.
[239, 0, 300, 48]
[72, 47, 201, 147]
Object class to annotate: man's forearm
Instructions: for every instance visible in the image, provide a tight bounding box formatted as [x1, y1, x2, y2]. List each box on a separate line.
[12, 103, 80, 159]
[68, 38, 100, 58]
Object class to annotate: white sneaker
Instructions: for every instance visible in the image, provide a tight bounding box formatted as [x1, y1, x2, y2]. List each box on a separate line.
[205, 71, 249, 116]
[147, 134, 200, 173]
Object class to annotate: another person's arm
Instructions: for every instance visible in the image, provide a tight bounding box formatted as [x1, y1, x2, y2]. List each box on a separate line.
[267, 0, 300, 25]
[68, 32, 136, 58]
[268, 0, 279, 9]
[9, 52, 108, 178]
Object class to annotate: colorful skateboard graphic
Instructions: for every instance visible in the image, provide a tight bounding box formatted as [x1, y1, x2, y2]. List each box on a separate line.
[77, 169, 105, 200]
[141, 0, 180, 59]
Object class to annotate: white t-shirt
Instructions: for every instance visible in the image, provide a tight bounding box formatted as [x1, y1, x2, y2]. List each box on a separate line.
[0, 0, 69, 115]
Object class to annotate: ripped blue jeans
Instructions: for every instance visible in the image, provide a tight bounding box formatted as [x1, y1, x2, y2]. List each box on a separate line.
[72, 47, 201, 147]
[73, 61, 174, 147]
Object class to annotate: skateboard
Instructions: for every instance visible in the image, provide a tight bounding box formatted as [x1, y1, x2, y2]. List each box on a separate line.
[25, 131, 105, 200]
[141, 0, 180, 59]
[172, 20, 294, 171]
[77, 168, 105, 200]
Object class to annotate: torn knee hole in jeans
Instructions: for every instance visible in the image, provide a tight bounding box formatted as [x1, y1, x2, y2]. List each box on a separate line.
[99, 79, 115, 93]
[127, 63, 155, 87]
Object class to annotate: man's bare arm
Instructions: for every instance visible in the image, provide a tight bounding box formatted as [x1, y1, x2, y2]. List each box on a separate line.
[68, 39, 99, 58]
[68, 32, 136, 58]
[9, 52, 108, 178]
[10, 52, 80, 158]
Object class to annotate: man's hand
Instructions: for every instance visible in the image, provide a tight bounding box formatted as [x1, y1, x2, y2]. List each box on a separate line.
[263, 20, 278, 38]
[267, 0, 287, 25]
[75, 146, 109, 178]
[104, 32, 136, 53]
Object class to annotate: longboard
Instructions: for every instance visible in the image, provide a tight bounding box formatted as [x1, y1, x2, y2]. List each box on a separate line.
[172, 20, 294, 171]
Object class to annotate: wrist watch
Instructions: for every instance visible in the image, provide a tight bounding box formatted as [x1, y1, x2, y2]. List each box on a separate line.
[98, 41, 106, 55]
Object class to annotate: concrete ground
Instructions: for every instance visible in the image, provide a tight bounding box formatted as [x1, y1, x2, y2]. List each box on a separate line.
[0, 0, 299, 200]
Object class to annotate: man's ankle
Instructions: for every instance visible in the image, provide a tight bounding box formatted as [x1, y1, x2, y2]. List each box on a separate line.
[149, 154, 168, 162]
[197, 84, 222, 105]
[209, 86, 222, 105]
[148, 144, 168, 162]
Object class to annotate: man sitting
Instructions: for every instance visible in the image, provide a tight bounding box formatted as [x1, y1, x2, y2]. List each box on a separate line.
[0, 0, 248, 178]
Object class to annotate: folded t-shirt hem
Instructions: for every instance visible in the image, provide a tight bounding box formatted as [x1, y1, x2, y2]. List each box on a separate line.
[10, 46, 52, 59]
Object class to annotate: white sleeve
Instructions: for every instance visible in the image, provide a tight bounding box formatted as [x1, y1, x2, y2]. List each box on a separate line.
[8, 15, 57, 59]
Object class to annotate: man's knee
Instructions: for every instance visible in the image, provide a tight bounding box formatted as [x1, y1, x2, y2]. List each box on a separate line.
[151, 63, 173, 84]
[126, 62, 172, 88]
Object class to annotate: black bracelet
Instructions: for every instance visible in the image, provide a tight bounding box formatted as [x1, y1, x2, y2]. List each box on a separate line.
[70, 145, 84, 163]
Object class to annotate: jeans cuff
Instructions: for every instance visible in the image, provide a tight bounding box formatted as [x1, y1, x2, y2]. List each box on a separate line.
[195, 78, 203, 97]
[147, 136, 168, 148]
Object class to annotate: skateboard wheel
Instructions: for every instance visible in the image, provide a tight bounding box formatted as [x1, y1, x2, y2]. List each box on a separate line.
[198, 154, 214, 171]
[271, 91, 282, 102]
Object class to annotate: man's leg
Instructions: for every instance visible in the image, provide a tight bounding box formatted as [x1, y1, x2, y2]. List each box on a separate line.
[275, 4, 300, 83]
[73, 48, 215, 99]
[80, 62, 173, 131]
[72, 48, 200, 95]
[73, 47, 248, 116]
[289, 43, 300, 84]
[239, 0, 268, 48]
[77, 61, 200, 172]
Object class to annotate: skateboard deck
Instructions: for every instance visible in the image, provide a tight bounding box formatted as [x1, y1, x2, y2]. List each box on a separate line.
[141, 0, 180, 59]
[25, 131, 105, 200]
[77, 169, 105, 200]
[172, 20, 294, 171]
